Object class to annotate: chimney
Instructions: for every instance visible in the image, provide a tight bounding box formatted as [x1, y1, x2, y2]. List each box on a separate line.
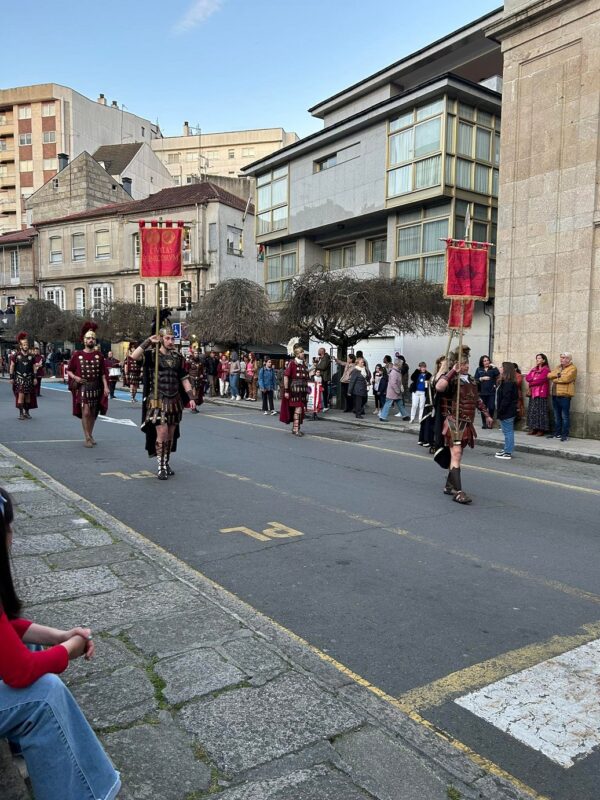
[122, 177, 133, 197]
[183, 121, 190, 136]
[57, 153, 69, 172]
[111, 100, 118, 108]
[97, 93, 107, 105]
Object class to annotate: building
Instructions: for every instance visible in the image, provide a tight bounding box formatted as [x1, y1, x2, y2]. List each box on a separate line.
[486, 0, 600, 438]
[92, 143, 175, 199]
[33, 183, 256, 317]
[243, 10, 503, 368]
[151, 125, 298, 185]
[0, 83, 161, 234]
[0, 227, 37, 310]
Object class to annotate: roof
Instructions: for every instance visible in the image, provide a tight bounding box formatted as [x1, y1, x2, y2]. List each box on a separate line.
[92, 143, 143, 175]
[0, 227, 37, 245]
[35, 182, 254, 227]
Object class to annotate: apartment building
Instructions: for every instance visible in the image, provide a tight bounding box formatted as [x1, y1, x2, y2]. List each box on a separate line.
[0, 227, 37, 310]
[243, 10, 503, 369]
[151, 126, 298, 185]
[33, 183, 256, 316]
[0, 84, 160, 234]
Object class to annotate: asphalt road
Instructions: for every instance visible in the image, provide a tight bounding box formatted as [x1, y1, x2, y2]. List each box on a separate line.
[2, 380, 600, 800]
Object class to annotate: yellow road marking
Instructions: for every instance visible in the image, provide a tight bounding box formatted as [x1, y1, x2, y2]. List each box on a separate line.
[2, 439, 83, 444]
[396, 621, 600, 712]
[0, 443, 549, 800]
[220, 521, 303, 542]
[214, 469, 600, 608]
[206, 412, 600, 496]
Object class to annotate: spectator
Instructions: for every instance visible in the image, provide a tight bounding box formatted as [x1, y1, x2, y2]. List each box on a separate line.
[547, 352, 577, 442]
[378, 360, 407, 421]
[239, 355, 248, 400]
[205, 350, 219, 396]
[372, 364, 385, 414]
[393, 354, 410, 418]
[0, 487, 121, 800]
[355, 350, 370, 377]
[419, 355, 444, 451]
[525, 353, 550, 436]
[314, 347, 332, 411]
[513, 363, 525, 422]
[245, 353, 258, 401]
[218, 354, 230, 397]
[335, 354, 357, 413]
[229, 351, 241, 400]
[348, 357, 369, 418]
[409, 362, 432, 424]
[495, 362, 519, 460]
[259, 358, 277, 415]
[474, 355, 499, 428]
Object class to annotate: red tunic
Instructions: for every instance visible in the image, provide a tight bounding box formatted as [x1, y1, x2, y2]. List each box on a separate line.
[68, 350, 109, 418]
[279, 359, 309, 424]
[10, 350, 38, 409]
[0, 612, 69, 688]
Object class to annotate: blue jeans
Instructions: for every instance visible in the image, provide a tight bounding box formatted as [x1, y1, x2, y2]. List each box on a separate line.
[0, 674, 120, 800]
[379, 397, 407, 420]
[500, 417, 515, 454]
[229, 373, 240, 398]
[552, 396, 571, 437]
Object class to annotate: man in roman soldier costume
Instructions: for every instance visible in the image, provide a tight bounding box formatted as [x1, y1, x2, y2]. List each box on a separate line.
[130, 316, 196, 480]
[9, 332, 39, 420]
[279, 340, 310, 437]
[67, 322, 109, 447]
[433, 346, 493, 504]
[123, 342, 143, 403]
[185, 341, 205, 413]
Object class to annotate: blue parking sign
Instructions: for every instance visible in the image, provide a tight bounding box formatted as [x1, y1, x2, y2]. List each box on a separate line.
[171, 322, 181, 338]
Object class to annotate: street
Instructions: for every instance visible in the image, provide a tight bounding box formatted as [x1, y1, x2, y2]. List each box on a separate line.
[2, 380, 600, 800]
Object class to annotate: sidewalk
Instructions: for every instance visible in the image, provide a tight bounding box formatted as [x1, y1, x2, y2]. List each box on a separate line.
[208, 396, 600, 465]
[0, 444, 538, 800]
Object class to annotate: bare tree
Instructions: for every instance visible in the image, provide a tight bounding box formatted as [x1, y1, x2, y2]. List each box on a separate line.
[14, 299, 69, 345]
[278, 267, 448, 358]
[99, 301, 156, 343]
[187, 279, 276, 348]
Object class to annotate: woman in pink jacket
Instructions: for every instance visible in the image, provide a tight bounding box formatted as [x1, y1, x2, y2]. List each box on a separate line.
[525, 353, 550, 435]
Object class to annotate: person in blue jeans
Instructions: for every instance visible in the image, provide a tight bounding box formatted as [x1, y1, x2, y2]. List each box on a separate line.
[547, 352, 577, 442]
[258, 358, 278, 414]
[379, 360, 409, 421]
[495, 362, 519, 460]
[0, 487, 121, 800]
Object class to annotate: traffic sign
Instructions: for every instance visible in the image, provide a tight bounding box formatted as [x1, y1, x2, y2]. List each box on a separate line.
[171, 322, 181, 338]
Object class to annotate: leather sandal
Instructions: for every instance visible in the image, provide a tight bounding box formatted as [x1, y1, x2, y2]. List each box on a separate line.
[453, 490, 472, 505]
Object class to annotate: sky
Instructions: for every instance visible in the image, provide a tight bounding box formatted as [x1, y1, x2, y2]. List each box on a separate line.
[1, 0, 501, 139]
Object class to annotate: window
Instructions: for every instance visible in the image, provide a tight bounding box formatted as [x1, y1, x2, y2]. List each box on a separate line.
[49, 236, 62, 264]
[19, 133, 32, 146]
[159, 282, 168, 307]
[173, 175, 181, 186]
[74, 288, 86, 314]
[95, 229, 110, 260]
[265, 240, 297, 302]
[206, 150, 219, 160]
[327, 243, 356, 270]
[256, 165, 288, 234]
[41, 103, 55, 117]
[43, 131, 56, 144]
[315, 154, 337, 171]
[388, 104, 443, 198]
[242, 147, 255, 157]
[226, 225, 242, 255]
[141, 126, 145, 137]
[91, 283, 113, 311]
[395, 205, 449, 283]
[182, 227, 192, 263]
[133, 232, 140, 267]
[10, 250, 19, 280]
[185, 175, 196, 184]
[367, 237, 387, 263]
[19, 160, 33, 172]
[44, 286, 65, 309]
[0, 140, 8, 152]
[134, 284, 145, 305]
[43, 158, 58, 171]
[18, 106, 31, 120]
[179, 281, 192, 308]
[167, 153, 180, 164]
[228, 149, 235, 159]
[208, 222, 217, 252]
[72, 233, 85, 262]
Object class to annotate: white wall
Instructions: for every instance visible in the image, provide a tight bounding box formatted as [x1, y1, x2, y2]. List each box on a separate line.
[120, 143, 175, 199]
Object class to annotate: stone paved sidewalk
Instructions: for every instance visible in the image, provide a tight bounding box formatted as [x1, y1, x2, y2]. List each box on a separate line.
[0, 444, 537, 800]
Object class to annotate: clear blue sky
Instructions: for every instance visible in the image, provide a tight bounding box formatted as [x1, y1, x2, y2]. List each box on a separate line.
[1, 0, 501, 139]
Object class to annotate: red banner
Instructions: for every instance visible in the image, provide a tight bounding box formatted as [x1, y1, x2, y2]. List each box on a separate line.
[140, 223, 183, 278]
[444, 242, 489, 300]
[448, 299, 474, 329]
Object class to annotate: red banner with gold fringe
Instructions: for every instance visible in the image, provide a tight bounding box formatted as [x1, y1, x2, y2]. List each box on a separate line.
[444, 240, 489, 301]
[139, 220, 183, 278]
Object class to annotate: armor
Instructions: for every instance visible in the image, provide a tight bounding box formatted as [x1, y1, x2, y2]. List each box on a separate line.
[439, 375, 487, 448]
[12, 352, 36, 395]
[144, 350, 188, 426]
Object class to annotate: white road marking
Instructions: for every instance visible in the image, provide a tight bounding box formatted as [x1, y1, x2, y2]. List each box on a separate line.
[455, 638, 600, 768]
[97, 416, 137, 427]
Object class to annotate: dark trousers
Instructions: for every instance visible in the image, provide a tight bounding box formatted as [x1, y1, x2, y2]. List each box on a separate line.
[322, 380, 329, 409]
[208, 374, 218, 396]
[342, 386, 353, 412]
[353, 394, 367, 417]
[262, 390, 274, 411]
[552, 396, 571, 437]
[480, 394, 495, 426]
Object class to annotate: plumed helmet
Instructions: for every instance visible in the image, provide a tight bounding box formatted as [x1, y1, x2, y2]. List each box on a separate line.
[80, 320, 98, 340]
[448, 345, 471, 367]
[17, 331, 29, 343]
[151, 308, 173, 336]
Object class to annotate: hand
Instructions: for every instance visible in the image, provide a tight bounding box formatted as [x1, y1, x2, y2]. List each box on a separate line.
[486, 417, 493, 428]
[189, 400, 196, 410]
[61, 634, 89, 661]
[103, 389, 109, 396]
[284, 391, 289, 397]
[62, 627, 95, 660]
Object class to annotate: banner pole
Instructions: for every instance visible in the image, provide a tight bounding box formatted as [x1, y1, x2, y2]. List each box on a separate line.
[153, 278, 160, 408]
[454, 300, 465, 443]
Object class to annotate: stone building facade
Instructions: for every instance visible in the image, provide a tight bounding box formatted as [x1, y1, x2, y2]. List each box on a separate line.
[488, 0, 600, 437]
[0, 227, 37, 309]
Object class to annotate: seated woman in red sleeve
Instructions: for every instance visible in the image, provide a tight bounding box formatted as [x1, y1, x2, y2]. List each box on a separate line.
[0, 487, 120, 800]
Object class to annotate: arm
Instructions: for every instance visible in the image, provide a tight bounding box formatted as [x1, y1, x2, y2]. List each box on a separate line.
[131, 335, 158, 362]
[552, 364, 577, 385]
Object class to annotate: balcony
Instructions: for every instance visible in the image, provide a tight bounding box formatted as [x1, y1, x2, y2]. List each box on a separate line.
[0, 121, 14, 136]
[330, 261, 392, 280]
[0, 172, 16, 188]
[0, 146, 14, 162]
[0, 194, 16, 213]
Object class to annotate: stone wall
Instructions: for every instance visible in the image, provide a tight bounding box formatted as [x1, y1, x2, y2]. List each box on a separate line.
[489, 0, 600, 437]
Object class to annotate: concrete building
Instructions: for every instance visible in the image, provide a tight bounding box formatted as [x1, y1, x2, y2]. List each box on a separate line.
[92, 143, 175, 200]
[33, 183, 256, 317]
[0, 83, 161, 234]
[151, 126, 298, 185]
[0, 227, 37, 310]
[487, 0, 600, 438]
[243, 10, 503, 369]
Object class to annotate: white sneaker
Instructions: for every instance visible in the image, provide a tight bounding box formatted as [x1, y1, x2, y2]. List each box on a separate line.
[263, 411, 268, 415]
[394, 412, 402, 417]
[270, 410, 277, 415]
[322, 407, 329, 412]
